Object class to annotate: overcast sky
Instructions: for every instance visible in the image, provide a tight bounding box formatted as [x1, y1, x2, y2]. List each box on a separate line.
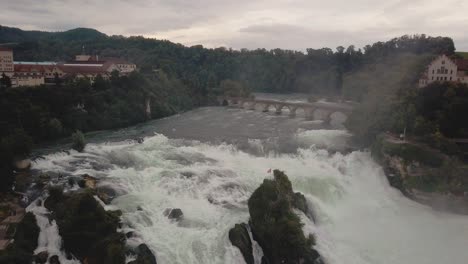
[2, 0, 468, 51]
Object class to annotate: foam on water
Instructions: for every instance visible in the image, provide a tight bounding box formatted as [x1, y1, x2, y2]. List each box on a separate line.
[32, 132, 468, 264]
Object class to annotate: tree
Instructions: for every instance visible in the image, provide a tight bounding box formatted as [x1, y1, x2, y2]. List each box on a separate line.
[220, 79, 251, 97]
[0, 73, 12, 88]
[71, 130, 86, 152]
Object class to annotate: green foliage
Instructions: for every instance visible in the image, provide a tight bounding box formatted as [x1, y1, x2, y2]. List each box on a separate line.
[71, 130, 86, 152]
[220, 79, 251, 97]
[381, 139, 444, 167]
[248, 170, 319, 264]
[0, 129, 33, 191]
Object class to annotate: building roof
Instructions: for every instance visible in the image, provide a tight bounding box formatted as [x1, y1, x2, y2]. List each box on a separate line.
[14, 63, 108, 75]
[455, 59, 468, 71]
[15, 61, 57, 65]
[59, 65, 108, 74]
[14, 64, 53, 73]
[0, 47, 12, 52]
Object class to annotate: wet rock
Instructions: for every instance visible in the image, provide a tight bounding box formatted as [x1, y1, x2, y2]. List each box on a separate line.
[126, 231, 135, 238]
[180, 171, 195, 178]
[292, 192, 310, 216]
[128, 244, 157, 264]
[78, 179, 86, 188]
[14, 158, 31, 170]
[39, 174, 51, 180]
[163, 208, 183, 220]
[82, 174, 97, 189]
[97, 186, 117, 204]
[34, 251, 49, 264]
[49, 255, 61, 264]
[228, 223, 254, 264]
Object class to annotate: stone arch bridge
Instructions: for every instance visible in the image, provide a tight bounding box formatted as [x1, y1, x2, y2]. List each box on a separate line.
[217, 96, 355, 123]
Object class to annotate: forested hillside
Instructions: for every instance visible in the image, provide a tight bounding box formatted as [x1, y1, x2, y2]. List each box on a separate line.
[0, 25, 456, 96]
[0, 25, 462, 191]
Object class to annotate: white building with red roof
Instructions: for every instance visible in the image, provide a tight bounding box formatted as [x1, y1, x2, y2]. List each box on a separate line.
[419, 54, 468, 87]
[6, 49, 137, 87]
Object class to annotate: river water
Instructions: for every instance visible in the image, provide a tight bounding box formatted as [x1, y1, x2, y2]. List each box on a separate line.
[31, 96, 468, 264]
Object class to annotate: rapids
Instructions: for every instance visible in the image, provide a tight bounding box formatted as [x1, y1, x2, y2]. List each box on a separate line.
[31, 104, 468, 264]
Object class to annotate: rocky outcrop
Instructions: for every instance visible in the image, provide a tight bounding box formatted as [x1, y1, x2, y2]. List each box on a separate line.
[128, 244, 157, 264]
[14, 158, 31, 171]
[163, 208, 183, 220]
[34, 251, 49, 263]
[230, 170, 322, 264]
[44, 188, 126, 264]
[372, 134, 468, 214]
[49, 255, 60, 264]
[228, 223, 254, 264]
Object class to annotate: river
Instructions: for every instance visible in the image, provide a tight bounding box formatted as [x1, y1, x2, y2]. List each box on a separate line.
[30, 95, 468, 264]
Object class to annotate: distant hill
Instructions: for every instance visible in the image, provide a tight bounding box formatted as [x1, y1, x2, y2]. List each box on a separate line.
[0, 25, 107, 45]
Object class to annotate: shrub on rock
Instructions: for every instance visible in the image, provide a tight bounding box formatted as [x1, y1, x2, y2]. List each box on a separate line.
[248, 170, 321, 264]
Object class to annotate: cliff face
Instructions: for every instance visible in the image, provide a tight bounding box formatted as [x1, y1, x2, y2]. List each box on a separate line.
[372, 134, 468, 214]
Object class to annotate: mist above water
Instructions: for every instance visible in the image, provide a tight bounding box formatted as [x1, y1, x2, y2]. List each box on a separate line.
[32, 104, 468, 264]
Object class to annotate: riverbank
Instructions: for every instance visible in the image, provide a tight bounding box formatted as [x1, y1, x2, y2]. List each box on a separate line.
[371, 133, 468, 214]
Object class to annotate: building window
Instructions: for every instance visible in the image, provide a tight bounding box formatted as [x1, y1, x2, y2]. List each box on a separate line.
[432, 70, 434, 74]
[450, 77, 452, 80]
[432, 77, 434, 80]
[437, 69, 440, 74]
[445, 77, 447, 81]
[442, 60, 445, 64]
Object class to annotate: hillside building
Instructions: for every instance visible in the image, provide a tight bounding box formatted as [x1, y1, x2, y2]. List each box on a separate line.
[3, 48, 137, 87]
[418, 54, 468, 87]
[0, 47, 14, 77]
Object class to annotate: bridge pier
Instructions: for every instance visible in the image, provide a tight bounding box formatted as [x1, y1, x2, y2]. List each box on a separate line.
[288, 106, 298, 117]
[304, 107, 316, 120]
[275, 104, 284, 115]
[322, 111, 333, 125]
[216, 96, 353, 122]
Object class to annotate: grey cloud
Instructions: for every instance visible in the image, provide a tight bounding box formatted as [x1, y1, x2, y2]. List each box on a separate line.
[0, 0, 467, 51]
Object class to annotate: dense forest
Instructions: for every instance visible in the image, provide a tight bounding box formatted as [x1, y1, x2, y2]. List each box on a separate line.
[0, 25, 464, 190]
[0, 25, 456, 96]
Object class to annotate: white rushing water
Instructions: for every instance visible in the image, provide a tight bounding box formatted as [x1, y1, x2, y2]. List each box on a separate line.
[32, 130, 468, 264]
[27, 199, 80, 264]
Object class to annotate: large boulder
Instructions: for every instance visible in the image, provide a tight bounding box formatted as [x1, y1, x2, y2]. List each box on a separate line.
[14, 158, 31, 170]
[44, 189, 125, 264]
[82, 174, 97, 189]
[34, 251, 49, 264]
[248, 170, 322, 264]
[228, 223, 254, 264]
[163, 208, 183, 220]
[97, 186, 117, 204]
[128, 244, 157, 264]
[49, 255, 61, 264]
